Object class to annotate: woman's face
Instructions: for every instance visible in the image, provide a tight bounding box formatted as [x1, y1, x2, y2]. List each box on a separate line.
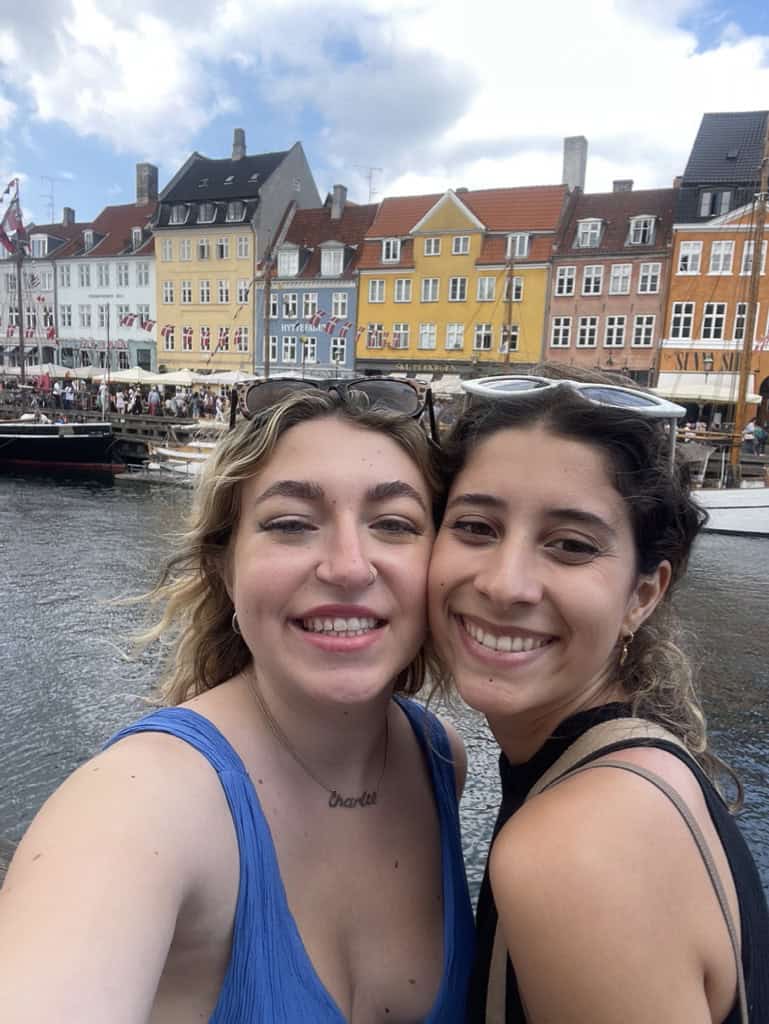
[228, 416, 435, 706]
[429, 424, 667, 740]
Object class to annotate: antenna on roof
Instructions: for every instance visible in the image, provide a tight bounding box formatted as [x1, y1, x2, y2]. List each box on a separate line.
[40, 175, 67, 223]
[356, 166, 382, 203]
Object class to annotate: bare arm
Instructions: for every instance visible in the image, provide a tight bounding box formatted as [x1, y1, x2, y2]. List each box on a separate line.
[440, 717, 468, 799]
[0, 733, 218, 1024]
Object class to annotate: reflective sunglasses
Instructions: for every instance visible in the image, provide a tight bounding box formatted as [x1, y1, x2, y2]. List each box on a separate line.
[238, 376, 438, 441]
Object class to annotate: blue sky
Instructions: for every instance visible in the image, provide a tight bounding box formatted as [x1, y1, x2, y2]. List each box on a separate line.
[0, 0, 768, 227]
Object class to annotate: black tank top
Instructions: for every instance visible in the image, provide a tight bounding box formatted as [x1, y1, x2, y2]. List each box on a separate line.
[467, 703, 769, 1023]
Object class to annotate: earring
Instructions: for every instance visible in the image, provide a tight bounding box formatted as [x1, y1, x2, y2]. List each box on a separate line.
[619, 631, 634, 667]
[367, 566, 377, 586]
[232, 611, 241, 635]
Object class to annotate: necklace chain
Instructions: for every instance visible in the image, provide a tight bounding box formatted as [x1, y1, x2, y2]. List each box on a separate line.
[248, 674, 389, 810]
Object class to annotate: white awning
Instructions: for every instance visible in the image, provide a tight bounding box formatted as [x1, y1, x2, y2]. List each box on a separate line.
[653, 372, 761, 405]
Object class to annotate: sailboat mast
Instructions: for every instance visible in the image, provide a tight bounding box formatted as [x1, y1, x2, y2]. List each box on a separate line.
[730, 129, 769, 469]
[15, 181, 25, 387]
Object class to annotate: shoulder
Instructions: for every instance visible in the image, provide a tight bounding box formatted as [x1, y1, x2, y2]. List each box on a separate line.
[395, 699, 467, 799]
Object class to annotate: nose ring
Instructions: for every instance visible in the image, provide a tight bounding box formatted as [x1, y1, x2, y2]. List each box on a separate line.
[368, 567, 377, 586]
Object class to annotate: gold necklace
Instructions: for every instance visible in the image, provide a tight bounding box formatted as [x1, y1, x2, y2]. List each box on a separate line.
[248, 674, 389, 810]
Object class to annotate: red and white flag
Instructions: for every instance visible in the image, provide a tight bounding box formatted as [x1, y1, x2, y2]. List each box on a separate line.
[753, 335, 769, 351]
[160, 324, 174, 338]
[324, 316, 339, 336]
[217, 326, 229, 347]
[24, 327, 34, 338]
[310, 310, 325, 328]
[6, 325, 15, 337]
[46, 327, 56, 341]
[120, 313, 136, 327]
[140, 317, 156, 332]
[356, 325, 366, 339]
[338, 321, 352, 339]
[182, 326, 193, 344]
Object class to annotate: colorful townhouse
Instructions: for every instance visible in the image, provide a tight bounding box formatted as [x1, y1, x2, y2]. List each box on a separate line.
[254, 186, 377, 378]
[546, 184, 675, 385]
[354, 184, 568, 379]
[152, 130, 319, 373]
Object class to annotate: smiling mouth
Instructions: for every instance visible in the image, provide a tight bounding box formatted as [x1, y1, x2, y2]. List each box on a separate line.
[459, 616, 554, 653]
[297, 616, 385, 639]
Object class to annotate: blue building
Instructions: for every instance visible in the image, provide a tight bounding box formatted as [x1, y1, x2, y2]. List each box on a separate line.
[254, 186, 377, 379]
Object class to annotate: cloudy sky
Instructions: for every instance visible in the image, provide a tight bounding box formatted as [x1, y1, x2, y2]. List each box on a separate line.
[0, 0, 768, 225]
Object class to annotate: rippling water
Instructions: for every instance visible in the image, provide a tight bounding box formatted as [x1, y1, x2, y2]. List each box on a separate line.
[1, 477, 767, 904]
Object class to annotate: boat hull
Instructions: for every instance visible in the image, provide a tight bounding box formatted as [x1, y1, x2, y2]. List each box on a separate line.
[0, 423, 123, 478]
[695, 488, 769, 538]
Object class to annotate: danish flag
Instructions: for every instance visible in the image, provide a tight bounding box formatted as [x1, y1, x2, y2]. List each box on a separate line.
[46, 327, 56, 341]
[183, 326, 193, 345]
[310, 310, 325, 327]
[324, 316, 339, 336]
[120, 313, 136, 327]
[140, 317, 156, 332]
[200, 326, 211, 348]
[160, 324, 174, 338]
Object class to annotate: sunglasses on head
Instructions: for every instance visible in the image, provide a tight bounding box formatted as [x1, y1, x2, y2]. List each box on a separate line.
[237, 376, 438, 441]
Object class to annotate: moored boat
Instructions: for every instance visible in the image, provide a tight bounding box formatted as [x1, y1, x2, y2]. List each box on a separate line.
[0, 421, 123, 478]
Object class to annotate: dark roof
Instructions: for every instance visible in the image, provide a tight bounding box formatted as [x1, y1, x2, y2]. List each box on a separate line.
[554, 188, 675, 256]
[277, 202, 379, 278]
[50, 202, 156, 259]
[682, 111, 768, 185]
[162, 150, 288, 202]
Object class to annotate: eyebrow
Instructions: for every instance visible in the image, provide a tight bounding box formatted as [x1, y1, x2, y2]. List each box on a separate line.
[253, 479, 427, 512]
[446, 493, 617, 537]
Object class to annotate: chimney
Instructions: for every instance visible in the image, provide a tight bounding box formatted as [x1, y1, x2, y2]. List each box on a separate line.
[62, 207, 75, 226]
[232, 128, 246, 161]
[136, 163, 158, 205]
[331, 184, 347, 220]
[562, 136, 588, 192]
[673, 175, 683, 189]
[613, 179, 633, 192]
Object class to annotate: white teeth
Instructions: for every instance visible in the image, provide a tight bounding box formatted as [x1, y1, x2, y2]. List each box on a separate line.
[462, 617, 549, 653]
[301, 616, 379, 636]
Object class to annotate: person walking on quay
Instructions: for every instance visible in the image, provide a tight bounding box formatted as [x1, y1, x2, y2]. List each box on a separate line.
[115, 389, 125, 416]
[429, 367, 769, 1023]
[147, 385, 161, 416]
[63, 381, 74, 410]
[0, 382, 473, 1022]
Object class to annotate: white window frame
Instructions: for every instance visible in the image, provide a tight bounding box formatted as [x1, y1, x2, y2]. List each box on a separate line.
[268, 335, 278, 362]
[473, 323, 493, 351]
[117, 263, 129, 287]
[366, 323, 384, 349]
[550, 316, 571, 347]
[421, 278, 439, 302]
[424, 237, 440, 257]
[394, 278, 412, 303]
[741, 240, 768, 276]
[500, 324, 519, 354]
[477, 276, 496, 302]
[381, 238, 401, 263]
[198, 238, 210, 261]
[418, 323, 437, 349]
[216, 237, 230, 260]
[179, 239, 192, 261]
[269, 294, 279, 318]
[677, 241, 702, 275]
[638, 262, 660, 294]
[182, 326, 193, 352]
[59, 264, 71, 288]
[226, 201, 245, 223]
[201, 326, 212, 352]
[136, 263, 149, 287]
[282, 336, 298, 363]
[368, 279, 385, 303]
[331, 337, 346, 365]
[577, 315, 599, 348]
[452, 235, 469, 255]
[301, 335, 315, 362]
[236, 326, 250, 353]
[448, 276, 467, 302]
[238, 279, 250, 304]
[604, 315, 626, 348]
[504, 276, 523, 302]
[632, 314, 655, 347]
[78, 264, 90, 288]
[60, 304, 72, 327]
[161, 238, 173, 261]
[445, 323, 464, 350]
[391, 323, 410, 349]
[709, 240, 734, 275]
[582, 265, 603, 296]
[217, 279, 230, 304]
[78, 304, 92, 328]
[575, 220, 602, 248]
[162, 280, 174, 304]
[169, 205, 187, 225]
[555, 266, 575, 296]
[96, 263, 109, 288]
[282, 293, 297, 319]
[608, 264, 631, 295]
[302, 292, 318, 318]
[702, 301, 727, 340]
[321, 247, 343, 277]
[278, 249, 299, 277]
[627, 216, 655, 246]
[331, 292, 348, 318]
[506, 233, 529, 259]
[670, 301, 695, 340]
[199, 280, 211, 304]
[180, 280, 192, 304]
[237, 235, 249, 259]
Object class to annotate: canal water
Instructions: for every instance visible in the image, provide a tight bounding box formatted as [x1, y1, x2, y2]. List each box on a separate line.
[1, 475, 767, 904]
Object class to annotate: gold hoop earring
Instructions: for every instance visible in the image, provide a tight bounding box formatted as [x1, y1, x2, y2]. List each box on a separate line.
[232, 611, 241, 635]
[619, 631, 634, 667]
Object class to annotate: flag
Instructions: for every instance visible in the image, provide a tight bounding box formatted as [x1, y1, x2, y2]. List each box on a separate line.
[140, 317, 156, 332]
[2, 178, 17, 197]
[120, 313, 136, 327]
[24, 327, 34, 338]
[338, 321, 351, 339]
[0, 226, 13, 254]
[310, 310, 325, 328]
[46, 326, 56, 341]
[6, 325, 14, 337]
[183, 326, 193, 345]
[356, 325, 366, 338]
[160, 324, 174, 338]
[217, 326, 229, 346]
[200, 325, 211, 348]
[35, 293, 45, 303]
[324, 316, 339, 336]
[753, 335, 769, 351]
[28, 275, 41, 290]
[2, 198, 25, 239]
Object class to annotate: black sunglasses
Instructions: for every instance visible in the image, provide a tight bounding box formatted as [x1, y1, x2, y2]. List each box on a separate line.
[235, 376, 438, 441]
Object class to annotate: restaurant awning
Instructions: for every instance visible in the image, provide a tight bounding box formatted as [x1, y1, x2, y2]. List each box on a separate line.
[653, 372, 761, 405]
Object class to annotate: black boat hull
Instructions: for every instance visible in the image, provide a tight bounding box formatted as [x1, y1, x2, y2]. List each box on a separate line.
[0, 423, 124, 477]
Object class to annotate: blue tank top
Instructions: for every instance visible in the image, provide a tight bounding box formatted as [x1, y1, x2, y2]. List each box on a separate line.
[105, 698, 474, 1022]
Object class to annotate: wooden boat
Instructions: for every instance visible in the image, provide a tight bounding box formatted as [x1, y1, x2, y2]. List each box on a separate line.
[0, 420, 123, 478]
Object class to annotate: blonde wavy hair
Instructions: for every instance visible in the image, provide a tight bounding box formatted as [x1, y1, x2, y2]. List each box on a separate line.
[134, 389, 444, 706]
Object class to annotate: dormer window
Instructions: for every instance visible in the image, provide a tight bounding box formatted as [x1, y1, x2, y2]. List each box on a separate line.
[169, 204, 188, 225]
[627, 216, 655, 246]
[197, 177, 209, 189]
[226, 201, 245, 222]
[277, 247, 299, 277]
[574, 219, 602, 248]
[199, 203, 216, 223]
[321, 246, 344, 277]
[249, 172, 260, 183]
[381, 238, 401, 263]
[223, 175, 234, 186]
[83, 229, 94, 250]
[131, 227, 143, 250]
[506, 233, 529, 259]
[30, 235, 48, 258]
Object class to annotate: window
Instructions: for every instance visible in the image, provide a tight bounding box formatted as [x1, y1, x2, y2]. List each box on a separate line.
[577, 315, 599, 347]
[670, 302, 695, 340]
[282, 293, 297, 318]
[421, 278, 439, 302]
[217, 327, 230, 352]
[302, 292, 318, 318]
[368, 279, 385, 303]
[332, 292, 347, 318]
[59, 264, 70, 288]
[394, 278, 412, 302]
[582, 265, 603, 295]
[709, 240, 734, 274]
[391, 323, 410, 349]
[331, 337, 346, 365]
[235, 326, 249, 352]
[163, 326, 175, 351]
[117, 304, 129, 322]
[161, 238, 173, 261]
[198, 238, 210, 261]
[97, 304, 109, 328]
[78, 264, 91, 288]
[238, 279, 251, 304]
[718, 191, 732, 215]
[216, 238, 230, 260]
[40, 270, 53, 291]
[301, 335, 315, 362]
[217, 279, 230, 304]
[97, 350, 108, 369]
[382, 238, 401, 262]
[237, 235, 249, 259]
[321, 247, 343, 276]
[117, 263, 129, 287]
[507, 233, 529, 259]
[550, 316, 571, 347]
[131, 227, 143, 251]
[199, 279, 211, 304]
[477, 277, 495, 302]
[136, 304, 149, 321]
[179, 240, 192, 261]
[604, 315, 626, 347]
[452, 235, 469, 255]
[269, 294, 279, 318]
[25, 309, 36, 331]
[42, 306, 54, 328]
[699, 191, 713, 217]
[609, 264, 631, 295]
[419, 323, 437, 349]
[448, 277, 467, 301]
[628, 217, 655, 245]
[182, 326, 193, 352]
[78, 304, 92, 328]
[79, 350, 91, 367]
[226, 201, 245, 222]
[83, 230, 94, 250]
[678, 241, 702, 274]
[169, 205, 187, 225]
[632, 315, 655, 347]
[575, 220, 602, 248]
[200, 326, 211, 352]
[702, 302, 726, 340]
[506, 276, 523, 306]
[4, 270, 16, 292]
[445, 323, 464, 350]
[136, 263, 149, 286]
[500, 325, 519, 353]
[162, 280, 175, 304]
[180, 280, 192, 304]
[424, 237, 440, 256]
[118, 351, 130, 369]
[30, 235, 48, 258]
[473, 323, 492, 351]
[555, 266, 575, 296]
[733, 302, 748, 341]
[741, 240, 768, 275]
[7, 305, 18, 327]
[278, 249, 299, 276]
[638, 262, 660, 294]
[366, 324, 384, 348]
[268, 335, 277, 362]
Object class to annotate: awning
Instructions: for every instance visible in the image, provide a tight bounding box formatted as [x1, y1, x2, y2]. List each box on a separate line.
[653, 372, 761, 405]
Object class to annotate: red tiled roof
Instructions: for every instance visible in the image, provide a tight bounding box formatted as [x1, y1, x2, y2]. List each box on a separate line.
[555, 188, 676, 256]
[366, 184, 568, 238]
[477, 235, 553, 265]
[356, 237, 416, 272]
[52, 202, 157, 259]
[284, 202, 378, 249]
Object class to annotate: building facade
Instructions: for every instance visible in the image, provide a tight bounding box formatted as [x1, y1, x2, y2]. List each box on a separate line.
[355, 185, 568, 379]
[546, 185, 675, 384]
[254, 186, 377, 378]
[152, 130, 319, 373]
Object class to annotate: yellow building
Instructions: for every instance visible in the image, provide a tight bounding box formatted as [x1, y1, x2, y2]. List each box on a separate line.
[355, 185, 568, 377]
